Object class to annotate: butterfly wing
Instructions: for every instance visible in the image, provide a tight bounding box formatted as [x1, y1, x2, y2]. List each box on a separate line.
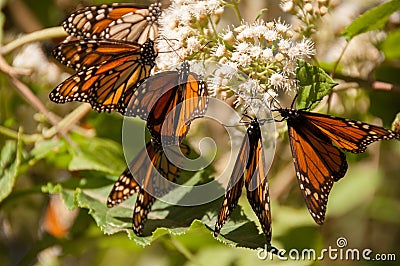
[52, 39, 142, 71]
[244, 120, 272, 242]
[215, 119, 272, 242]
[130, 62, 208, 145]
[286, 114, 348, 224]
[50, 40, 156, 113]
[214, 132, 247, 236]
[62, 3, 161, 44]
[175, 71, 208, 141]
[130, 71, 185, 143]
[300, 110, 400, 153]
[155, 71, 208, 145]
[107, 167, 140, 208]
[132, 189, 156, 236]
[133, 143, 190, 235]
[180, 64, 209, 123]
[107, 142, 190, 236]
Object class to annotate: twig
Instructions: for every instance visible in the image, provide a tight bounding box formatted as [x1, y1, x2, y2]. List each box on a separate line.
[331, 41, 350, 77]
[0, 125, 42, 143]
[0, 53, 72, 142]
[0, 55, 30, 76]
[8, 74, 60, 127]
[43, 104, 94, 138]
[0, 28, 95, 142]
[0, 27, 67, 55]
[332, 75, 400, 94]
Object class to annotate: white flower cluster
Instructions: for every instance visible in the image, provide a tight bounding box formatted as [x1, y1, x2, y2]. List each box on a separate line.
[156, 0, 316, 109]
[156, 0, 223, 69]
[210, 19, 315, 101]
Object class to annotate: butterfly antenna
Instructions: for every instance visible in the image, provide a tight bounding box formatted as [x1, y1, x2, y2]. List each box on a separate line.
[241, 104, 255, 118]
[157, 35, 183, 55]
[262, 89, 281, 112]
[289, 83, 300, 109]
[187, 40, 213, 61]
[221, 115, 248, 128]
[242, 113, 253, 121]
[289, 93, 298, 109]
[270, 96, 281, 110]
[254, 84, 281, 111]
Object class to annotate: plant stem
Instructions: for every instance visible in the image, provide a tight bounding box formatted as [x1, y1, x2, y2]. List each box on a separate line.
[0, 126, 41, 143]
[207, 15, 218, 39]
[222, 0, 242, 23]
[0, 27, 67, 55]
[43, 103, 94, 139]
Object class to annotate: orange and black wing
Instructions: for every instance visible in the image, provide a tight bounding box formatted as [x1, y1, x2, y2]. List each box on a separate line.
[215, 119, 272, 242]
[107, 167, 140, 208]
[286, 113, 348, 224]
[62, 2, 161, 44]
[52, 39, 142, 71]
[129, 70, 185, 143]
[180, 62, 209, 123]
[124, 70, 180, 119]
[214, 131, 247, 236]
[132, 143, 190, 235]
[144, 62, 208, 145]
[243, 120, 272, 242]
[300, 110, 400, 153]
[50, 40, 156, 113]
[175, 67, 208, 141]
[107, 142, 190, 235]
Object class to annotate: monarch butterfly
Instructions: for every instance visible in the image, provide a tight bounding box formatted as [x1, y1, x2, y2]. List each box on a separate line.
[62, 2, 162, 44]
[126, 61, 208, 145]
[50, 39, 156, 113]
[214, 116, 272, 243]
[276, 108, 400, 224]
[107, 142, 190, 236]
[107, 62, 207, 235]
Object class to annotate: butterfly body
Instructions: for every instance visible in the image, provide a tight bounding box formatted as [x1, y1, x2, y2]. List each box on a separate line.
[277, 108, 400, 224]
[215, 118, 272, 243]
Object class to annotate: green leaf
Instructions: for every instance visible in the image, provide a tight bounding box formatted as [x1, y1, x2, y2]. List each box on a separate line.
[30, 138, 72, 169]
[296, 61, 337, 110]
[68, 135, 125, 175]
[0, 138, 22, 203]
[341, 0, 400, 40]
[31, 135, 125, 173]
[42, 168, 268, 249]
[381, 28, 400, 60]
[42, 182, 76, 209]
[31, 139, 65, 161]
